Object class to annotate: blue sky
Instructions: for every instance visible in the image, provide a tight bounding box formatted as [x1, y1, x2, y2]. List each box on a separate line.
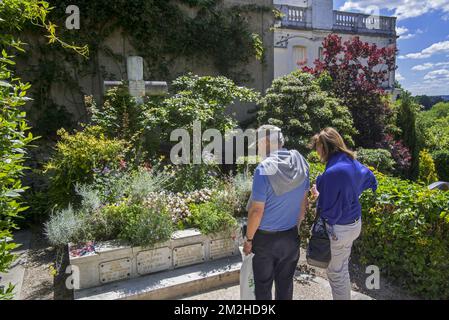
[334, 0, 449, 96]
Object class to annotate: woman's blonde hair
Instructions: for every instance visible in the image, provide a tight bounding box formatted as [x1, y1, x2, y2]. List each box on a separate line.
[311, 127, 355, 162]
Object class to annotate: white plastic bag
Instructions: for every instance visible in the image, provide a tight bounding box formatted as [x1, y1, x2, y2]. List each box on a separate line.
[239, 247, 256, 300]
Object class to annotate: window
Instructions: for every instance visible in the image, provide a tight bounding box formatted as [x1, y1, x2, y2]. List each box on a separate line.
[292, 45, 307, 67]
[318, 47, 324, 61]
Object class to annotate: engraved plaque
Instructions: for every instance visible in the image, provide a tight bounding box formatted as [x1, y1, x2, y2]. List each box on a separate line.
[137, 247, 171, 275]
[210, 238, 236, 260]
[173, 243, 205, 268]
[99, 258, 132, 284]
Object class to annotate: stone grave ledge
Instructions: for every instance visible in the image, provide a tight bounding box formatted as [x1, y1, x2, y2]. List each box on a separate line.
[69, 228, 242, 291]
[75, 254, 242, 300]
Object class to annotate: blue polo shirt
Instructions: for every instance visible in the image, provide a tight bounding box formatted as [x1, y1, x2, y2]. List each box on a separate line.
[251, 166, 310, 232]
[316, 152, 378, 225]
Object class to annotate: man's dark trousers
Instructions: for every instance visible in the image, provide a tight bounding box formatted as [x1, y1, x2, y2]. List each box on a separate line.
[252, 227, 300, 300]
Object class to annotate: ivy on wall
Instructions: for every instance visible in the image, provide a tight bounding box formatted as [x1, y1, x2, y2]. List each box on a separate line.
[20, 0, 272, 135]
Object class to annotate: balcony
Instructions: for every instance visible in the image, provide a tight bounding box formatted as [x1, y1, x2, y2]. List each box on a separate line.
[333, 11, 396, 35]
[275, 5, 396, 36]
[275, 5, 309, 29]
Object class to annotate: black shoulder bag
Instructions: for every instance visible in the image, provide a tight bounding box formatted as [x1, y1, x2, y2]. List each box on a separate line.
[306, 208, 331, 269]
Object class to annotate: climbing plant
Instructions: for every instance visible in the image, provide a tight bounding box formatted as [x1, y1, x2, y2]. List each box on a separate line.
[22, 0, 270, 134]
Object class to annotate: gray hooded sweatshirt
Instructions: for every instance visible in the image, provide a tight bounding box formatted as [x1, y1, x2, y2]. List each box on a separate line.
[247, 149, 309, 210]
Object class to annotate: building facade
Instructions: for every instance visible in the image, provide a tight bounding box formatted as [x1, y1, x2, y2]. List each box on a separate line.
[273, 0, 397, 90]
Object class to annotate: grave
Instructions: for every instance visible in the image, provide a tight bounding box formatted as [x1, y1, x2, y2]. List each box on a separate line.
[69, 228, 243, 300]
[69, 59, 242, 299]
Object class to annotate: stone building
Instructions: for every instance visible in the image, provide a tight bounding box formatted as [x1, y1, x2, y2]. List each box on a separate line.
[273, 0, 397, 90]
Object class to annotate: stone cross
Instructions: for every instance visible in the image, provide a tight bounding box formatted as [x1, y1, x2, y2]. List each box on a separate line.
[104, 56, 168, 104]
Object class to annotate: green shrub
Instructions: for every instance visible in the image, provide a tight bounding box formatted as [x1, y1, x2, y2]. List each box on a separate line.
[416, 102, 449, 152]
[44, 126, 127, 207]
[126, 168, 171, 204]
[307, 151, 321, 164]
[432, 149, 449, 182]
[167, 74, 259, 132]
[188, 202, 237, 235]
[356, 148, 395, 174]
[79, 166, 172, 241]
[87, 87, 146, 142]
[164, 163, 220, 193]
[394, 92, 420, 177]
[418, 149, 439, 185]
[257, 71, 356, 154]
[209, 174, 252, 217]
[0, 0, 86, 298]
[358, 172, 449, 299]
[85, 204, 124, 242]
[394, 92, 419, 153]
[118, 203, 173, 248]
[44, 205, 88, 247]
[235, 155, 261, 175]
[159, 74, 259, 149]
[86, 86, 161, 162]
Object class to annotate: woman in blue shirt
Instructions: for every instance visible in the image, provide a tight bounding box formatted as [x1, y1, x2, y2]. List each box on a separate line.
[310, 128, 377, 300]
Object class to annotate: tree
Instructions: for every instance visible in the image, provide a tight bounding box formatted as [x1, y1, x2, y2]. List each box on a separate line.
[257, 71, 356, 154]
[395, 91, 420, 177]
[414, 95, 445, 110]
[416, 102, 449, 152]
[303, 34, 397, 148]
[418, 149, 439, 185]
[0, 0, 85, 300]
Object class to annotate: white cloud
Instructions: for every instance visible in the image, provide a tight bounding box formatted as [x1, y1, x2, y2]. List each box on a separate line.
[340, 0, 449, 21]
[407, 77, 449, 95]
[396, 27, 423, 40]
[399, 40, 449, 59]
[412, 63, 435, 71]
[424, 69, 449, 80]
[396, 26, 408, 36]
[396, 72, 405, 81]
[412, 62, 449, 71]
[406, 68, 449, 95]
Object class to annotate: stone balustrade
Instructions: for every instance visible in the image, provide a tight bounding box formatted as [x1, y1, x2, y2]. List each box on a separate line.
[275, 5, 396, 36]
[333, 10, 396, 35]
[276, 5, 309, 29]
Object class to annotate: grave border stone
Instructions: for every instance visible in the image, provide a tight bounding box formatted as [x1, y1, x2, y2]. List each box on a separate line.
[69, 227, 242, 290]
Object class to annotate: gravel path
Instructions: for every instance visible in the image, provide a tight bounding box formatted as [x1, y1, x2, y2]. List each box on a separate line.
[19, 227, 55, 300]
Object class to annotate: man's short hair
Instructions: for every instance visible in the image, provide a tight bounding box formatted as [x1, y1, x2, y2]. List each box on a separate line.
[257, 125, 285, 148]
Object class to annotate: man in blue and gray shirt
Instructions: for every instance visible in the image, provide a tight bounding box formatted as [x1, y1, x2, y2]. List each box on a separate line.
[243, 125, 310, 300]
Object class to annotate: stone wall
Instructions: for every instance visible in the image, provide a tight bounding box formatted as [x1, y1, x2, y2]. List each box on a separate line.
[19, 0, 275, 127]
